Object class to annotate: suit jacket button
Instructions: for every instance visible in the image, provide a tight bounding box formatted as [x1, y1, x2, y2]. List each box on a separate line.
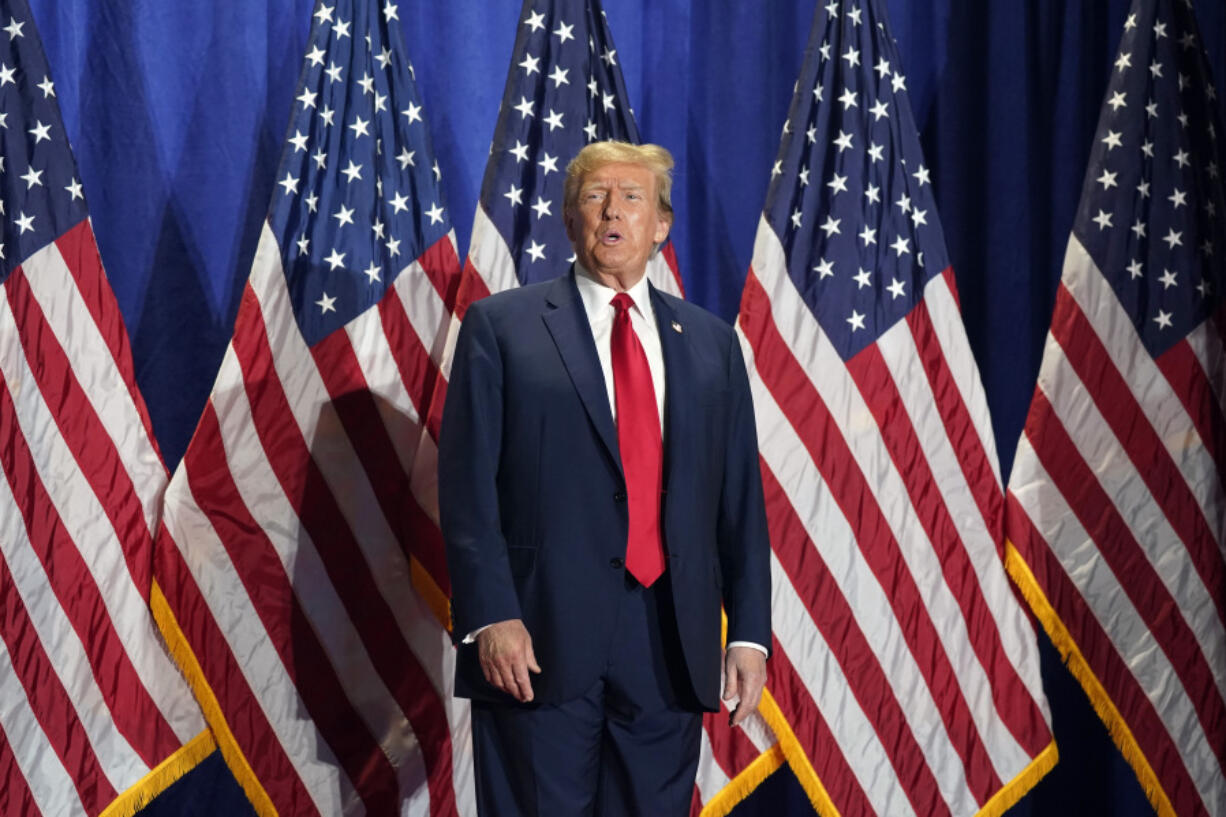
[613, 490, 627, 502]
[609, 557, 624, 569]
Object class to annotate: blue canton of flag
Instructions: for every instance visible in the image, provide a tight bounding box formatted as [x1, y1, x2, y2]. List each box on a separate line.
[0, 10, 88, 282]
[763, 0, 950, 361]
[1074, 0, 1226, 356]
[477, 0, 646, 284]
[271, 0, 452, 345]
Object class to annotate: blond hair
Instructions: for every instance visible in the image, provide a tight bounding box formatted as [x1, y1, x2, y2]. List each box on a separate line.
[563, 141, 674, 223]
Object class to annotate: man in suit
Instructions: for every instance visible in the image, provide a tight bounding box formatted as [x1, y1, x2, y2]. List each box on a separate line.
[439, 141, 770, 816]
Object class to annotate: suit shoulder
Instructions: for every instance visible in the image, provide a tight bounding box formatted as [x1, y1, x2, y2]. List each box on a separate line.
[465, 277, 556, 321]
[656, 290, 736, 341]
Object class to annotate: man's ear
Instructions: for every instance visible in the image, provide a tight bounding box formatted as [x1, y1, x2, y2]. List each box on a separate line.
[563, 208, 577, 242]
[652, 213, 671, 245]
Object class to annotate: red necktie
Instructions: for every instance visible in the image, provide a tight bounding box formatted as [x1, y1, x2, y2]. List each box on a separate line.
[610, 293, 665, 586]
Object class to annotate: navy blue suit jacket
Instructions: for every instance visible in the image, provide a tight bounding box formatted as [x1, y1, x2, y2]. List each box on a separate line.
[438, 270, 770, 711]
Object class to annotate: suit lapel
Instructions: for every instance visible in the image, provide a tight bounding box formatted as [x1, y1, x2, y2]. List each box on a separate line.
[650, 284, 691, 492]
[542, 272, 623, 472]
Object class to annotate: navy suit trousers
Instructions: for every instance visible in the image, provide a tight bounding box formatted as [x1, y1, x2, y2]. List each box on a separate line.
[471, 572, 703, 817]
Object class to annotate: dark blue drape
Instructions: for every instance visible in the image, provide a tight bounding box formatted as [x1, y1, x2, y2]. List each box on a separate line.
[25, 0, 1224, 813]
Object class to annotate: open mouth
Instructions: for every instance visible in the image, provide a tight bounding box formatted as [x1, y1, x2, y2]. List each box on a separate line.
[601, 230, 623, 244]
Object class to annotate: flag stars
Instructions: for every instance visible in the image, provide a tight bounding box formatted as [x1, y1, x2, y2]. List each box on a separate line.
[532, 197, 552, 219]
[389, 191, 410, 213]
[1092, 209, 1113, 229]
[1101, 130, 1123, 150]
[333, 18, 351, 38]
[402, 101, 422, 124]
[325, 249, 346, 270]
[891, 235, 911, 256]
[798, 167, 810, 186]
[870, 99, 889, 120]
[1108, 91, 1126, 111]
[896, 193, 911, 213]
[289, 130, 309, 152]
[320, 107, 335, 126]
[912, 165, 931, 186]
[549, 65, 570, 87]
[375, 46, 392, 70]
[326, 62, 343, 83]
[1153, 20, 1167, 39]
[397, 147, 415, 169]
[553, 21, 575, 43]
[1146, 100, 1158, 118]
[316, 292, 337, 314]
[28, 120, 50, 143]
[1173, 149, 1190, 168]
[278, 172, 298, 195]
[859, 225, 877, 245]
[814, 258, 834, 279]
[297, 88, 318, 109]
[1162, 228, 1182, 249]
[834, 130, 853, 151]
[4, 17, 23, 39]
[584, 120, 598, 141]
[306, 45, 326, 66]
[819, 216, 841, 237]
[426, 203, 445, 225]
[544, 109, 564, 130]
[538, 153, 559, 175]
[891, 73, 906, 92]
[1168, 188, 1187, 209]
[363, 261, 382, 284]
[314, 4, 334, 23]
[519, 53, 540, 76]
[847, 6, 862, 25]
[1127, 259, 1143, 279]
[827, 173, 848, 195]
[305, 192, 319, 212]
[20, 167, 41, 189]
[0, 63, 15, 87]
[1149, 60, 1163, 78]
[37, 76, 53, 98]
[297, 235, 310, 255]
[65, 178, 83, 200]
[791, 208, 803, 229]
[1097, 168, 1118, 189]
[333, 204, 355, 227]
[1196, 277, 1212, 297]
[1131, 219, 1146, 239]
[348, 116, 370, 138]
[341, 160, 362, 183]
[865, 183, 881, 204]
[839, 87, 858, 109]
[1141, 139, 1154, 158]
[312, 149, 327, 169]
[806, 124, 817, 144]
[601, 91, 615, 112]
[526, 240, 547, 262]
[911, 209, 927, 227]
[1115, 52, 1132, 72]
[874, 57, 891, 78]
[843, 47, 860, 67]
[868, 142, 884, 162]
[1153, 310, 1173, 329]
[1137, 179, 1150, 198]
[1158, 269, 1178, 289]
[847, 310, 866, 331]
[525, 10, 545, 31]
[513, 96, 534, 118]
[887, 278, 906, 299]
[853, 268, 872, 289]
[15, 212, 33, 233]
[601, 47, 616, 66]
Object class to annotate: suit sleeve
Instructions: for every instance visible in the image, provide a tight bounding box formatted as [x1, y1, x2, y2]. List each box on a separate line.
[438, 302, 522, 641]
[717, 330, 772, 652]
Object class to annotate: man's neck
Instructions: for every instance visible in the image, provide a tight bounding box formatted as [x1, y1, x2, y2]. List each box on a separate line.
[577, 263, 647, 293]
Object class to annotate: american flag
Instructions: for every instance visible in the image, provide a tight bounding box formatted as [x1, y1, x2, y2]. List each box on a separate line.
[0, 0, 208, 814]
[153, 0, 471, 814]
[735, 1, 1057, 814]
[1005, 0, 1226, 814]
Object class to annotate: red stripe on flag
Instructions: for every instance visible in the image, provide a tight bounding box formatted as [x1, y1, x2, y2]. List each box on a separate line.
[702, 709, 762, 782]
[1024, 390, 1226, 769]
[418, 235, 463, 310]
[689, 784, 703, 817]
[847, 341, 1048, 765]
[0, 725, 40, 817]
[377, 289, 441, 437]
[0, 529, 117, 813]
[4, 269, 157, 596]
[154, 527, 318, 816]
[1052, 289, 1226, 629]
[1155, 339, 1226, 493]
[52, 220, 164, 465]
[311, 325, 452, 600]
[760, 458, 957, 814]
[185, 400, 399, 814]
[453, 257, 492, 322]
[232, 290, 458, 816]
[743, 269, 978, 816]
[0, 365, 180, 767]
[1005, 495, 1207, 817]
[766, 635, 877, 816]
[905, 290, 1003, 546]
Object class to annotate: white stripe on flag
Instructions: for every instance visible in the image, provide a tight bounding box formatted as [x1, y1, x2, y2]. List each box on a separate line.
[467, 206, 521, 298]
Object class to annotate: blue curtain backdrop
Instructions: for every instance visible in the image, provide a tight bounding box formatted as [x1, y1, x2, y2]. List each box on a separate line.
[24, 0, 1225, 814]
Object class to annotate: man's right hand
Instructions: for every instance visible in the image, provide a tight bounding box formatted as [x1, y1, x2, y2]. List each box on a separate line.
[476, 618, 541, 703]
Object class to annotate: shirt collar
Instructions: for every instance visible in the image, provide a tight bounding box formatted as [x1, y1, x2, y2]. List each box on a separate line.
[574, 263, 655, 324]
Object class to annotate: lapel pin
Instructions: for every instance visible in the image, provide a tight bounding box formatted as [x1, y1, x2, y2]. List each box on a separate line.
[671, 321, 683, 333]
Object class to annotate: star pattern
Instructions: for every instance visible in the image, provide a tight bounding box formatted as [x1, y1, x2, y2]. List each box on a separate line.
[763, 0, 949, 360]
[269, 0, 450, 345]
[1074, 0, 1225, 356]
[0, 6, 89, 280]
[480, 1, 645, 283]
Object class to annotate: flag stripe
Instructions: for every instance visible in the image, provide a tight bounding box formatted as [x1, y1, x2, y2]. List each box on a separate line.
[52, 220, 163, 464]
[1005, 489, 1209, 817]
[1155, 339, 1226, 488]
[906, 280, 1004, 544]
[765, 632, 880, 817]
[313, 327, 451, 592]
[0, 640, 88, 817]
[1023, 391, 1226, 779]
[4, 268, 155, 591]
[0, 725, 42, 817]
[417, 232, 464, 309]
[234, 278, 459, 813]
[759, 461, 954, 813]
[0, 521, 119, 812]
[186, 398, 400, 814]
[157, 511, 323, 816]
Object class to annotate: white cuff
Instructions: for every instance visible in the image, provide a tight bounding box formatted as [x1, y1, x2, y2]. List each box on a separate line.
[462, 624, 492, 644]
[726, 640, 768, 656]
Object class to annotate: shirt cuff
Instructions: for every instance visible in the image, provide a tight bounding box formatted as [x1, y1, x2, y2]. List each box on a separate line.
[462, 624, 492, 644]
[726, 640, 768, 656]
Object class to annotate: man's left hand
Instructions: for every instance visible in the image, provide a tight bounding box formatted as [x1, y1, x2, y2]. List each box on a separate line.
[722, 646, 767, 727]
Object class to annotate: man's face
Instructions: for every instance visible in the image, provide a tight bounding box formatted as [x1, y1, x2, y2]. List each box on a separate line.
[564, 161, 671, 287]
